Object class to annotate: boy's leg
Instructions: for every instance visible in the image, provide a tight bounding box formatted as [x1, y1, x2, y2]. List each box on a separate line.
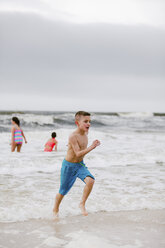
[79, 176, 95, 216]
[53, 160, 77, 216]
[53, 193, 64, 216]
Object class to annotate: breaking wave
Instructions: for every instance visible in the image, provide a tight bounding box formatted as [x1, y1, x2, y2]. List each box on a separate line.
[0, 111, 165, 132]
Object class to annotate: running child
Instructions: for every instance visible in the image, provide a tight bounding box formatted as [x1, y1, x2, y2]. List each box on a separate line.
[53, 111, 100, 216]
[11, 117, 27, 152]
[44, 132, 58, 152]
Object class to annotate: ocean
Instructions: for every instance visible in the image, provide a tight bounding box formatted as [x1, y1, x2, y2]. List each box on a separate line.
[0, 111, 165, 248]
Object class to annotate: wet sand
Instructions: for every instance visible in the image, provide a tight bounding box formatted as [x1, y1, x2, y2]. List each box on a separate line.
[0, 209, 165, 248]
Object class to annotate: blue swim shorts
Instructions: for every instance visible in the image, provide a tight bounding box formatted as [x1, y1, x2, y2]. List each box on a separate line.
[59, 159, 95, 195]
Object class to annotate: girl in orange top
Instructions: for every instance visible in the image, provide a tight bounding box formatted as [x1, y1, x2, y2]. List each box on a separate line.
[11, 116, 27, 152]
[44, 132, 58, 152]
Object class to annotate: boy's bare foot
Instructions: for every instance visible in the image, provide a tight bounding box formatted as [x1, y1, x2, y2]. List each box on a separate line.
[79, 203, 88, 216]
[53, 208, 59, 218]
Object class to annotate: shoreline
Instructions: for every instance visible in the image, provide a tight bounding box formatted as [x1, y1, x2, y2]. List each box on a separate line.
[0, 209, 165, 248]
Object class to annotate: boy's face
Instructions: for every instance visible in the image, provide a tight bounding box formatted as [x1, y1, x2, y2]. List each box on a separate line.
[76, 115, 91, 133]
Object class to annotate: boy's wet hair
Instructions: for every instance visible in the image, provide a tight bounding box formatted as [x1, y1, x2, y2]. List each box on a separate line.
[12, 117, 20, 126]
[75, 111, 90, 121]
[52, 132, 56, 138]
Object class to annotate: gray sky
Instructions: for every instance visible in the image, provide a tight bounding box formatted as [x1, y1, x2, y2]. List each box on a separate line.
[0, 0, 165, 112]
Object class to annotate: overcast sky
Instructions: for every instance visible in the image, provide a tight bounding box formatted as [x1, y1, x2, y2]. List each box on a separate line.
[0, 0, 165, 112]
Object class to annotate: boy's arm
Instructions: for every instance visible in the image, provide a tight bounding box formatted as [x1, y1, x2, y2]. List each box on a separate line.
[70, 135, 100, 158]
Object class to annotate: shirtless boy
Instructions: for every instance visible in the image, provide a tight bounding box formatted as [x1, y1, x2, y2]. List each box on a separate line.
[53, 111, 100, 216]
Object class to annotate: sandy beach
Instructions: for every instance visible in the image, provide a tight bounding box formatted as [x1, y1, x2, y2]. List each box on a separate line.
[0, 210, 165, 248]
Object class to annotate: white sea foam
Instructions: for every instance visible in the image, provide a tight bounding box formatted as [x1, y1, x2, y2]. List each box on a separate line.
[118, 112, 153, 118]
[65, 231, 144, 248]
[65, 231, 110, 248]
[42, 236, 66, 247]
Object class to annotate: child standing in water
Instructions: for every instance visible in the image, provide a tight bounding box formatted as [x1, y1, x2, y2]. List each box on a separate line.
[11, 117, 27, 152]
[44, 132, 58, 152]
[53, 111, 100, 216]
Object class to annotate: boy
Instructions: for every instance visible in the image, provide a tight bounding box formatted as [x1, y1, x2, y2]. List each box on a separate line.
[53, 111, 100, 216]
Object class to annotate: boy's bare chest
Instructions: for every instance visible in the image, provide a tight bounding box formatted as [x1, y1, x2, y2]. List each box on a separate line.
[77, 136, 88, 149]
